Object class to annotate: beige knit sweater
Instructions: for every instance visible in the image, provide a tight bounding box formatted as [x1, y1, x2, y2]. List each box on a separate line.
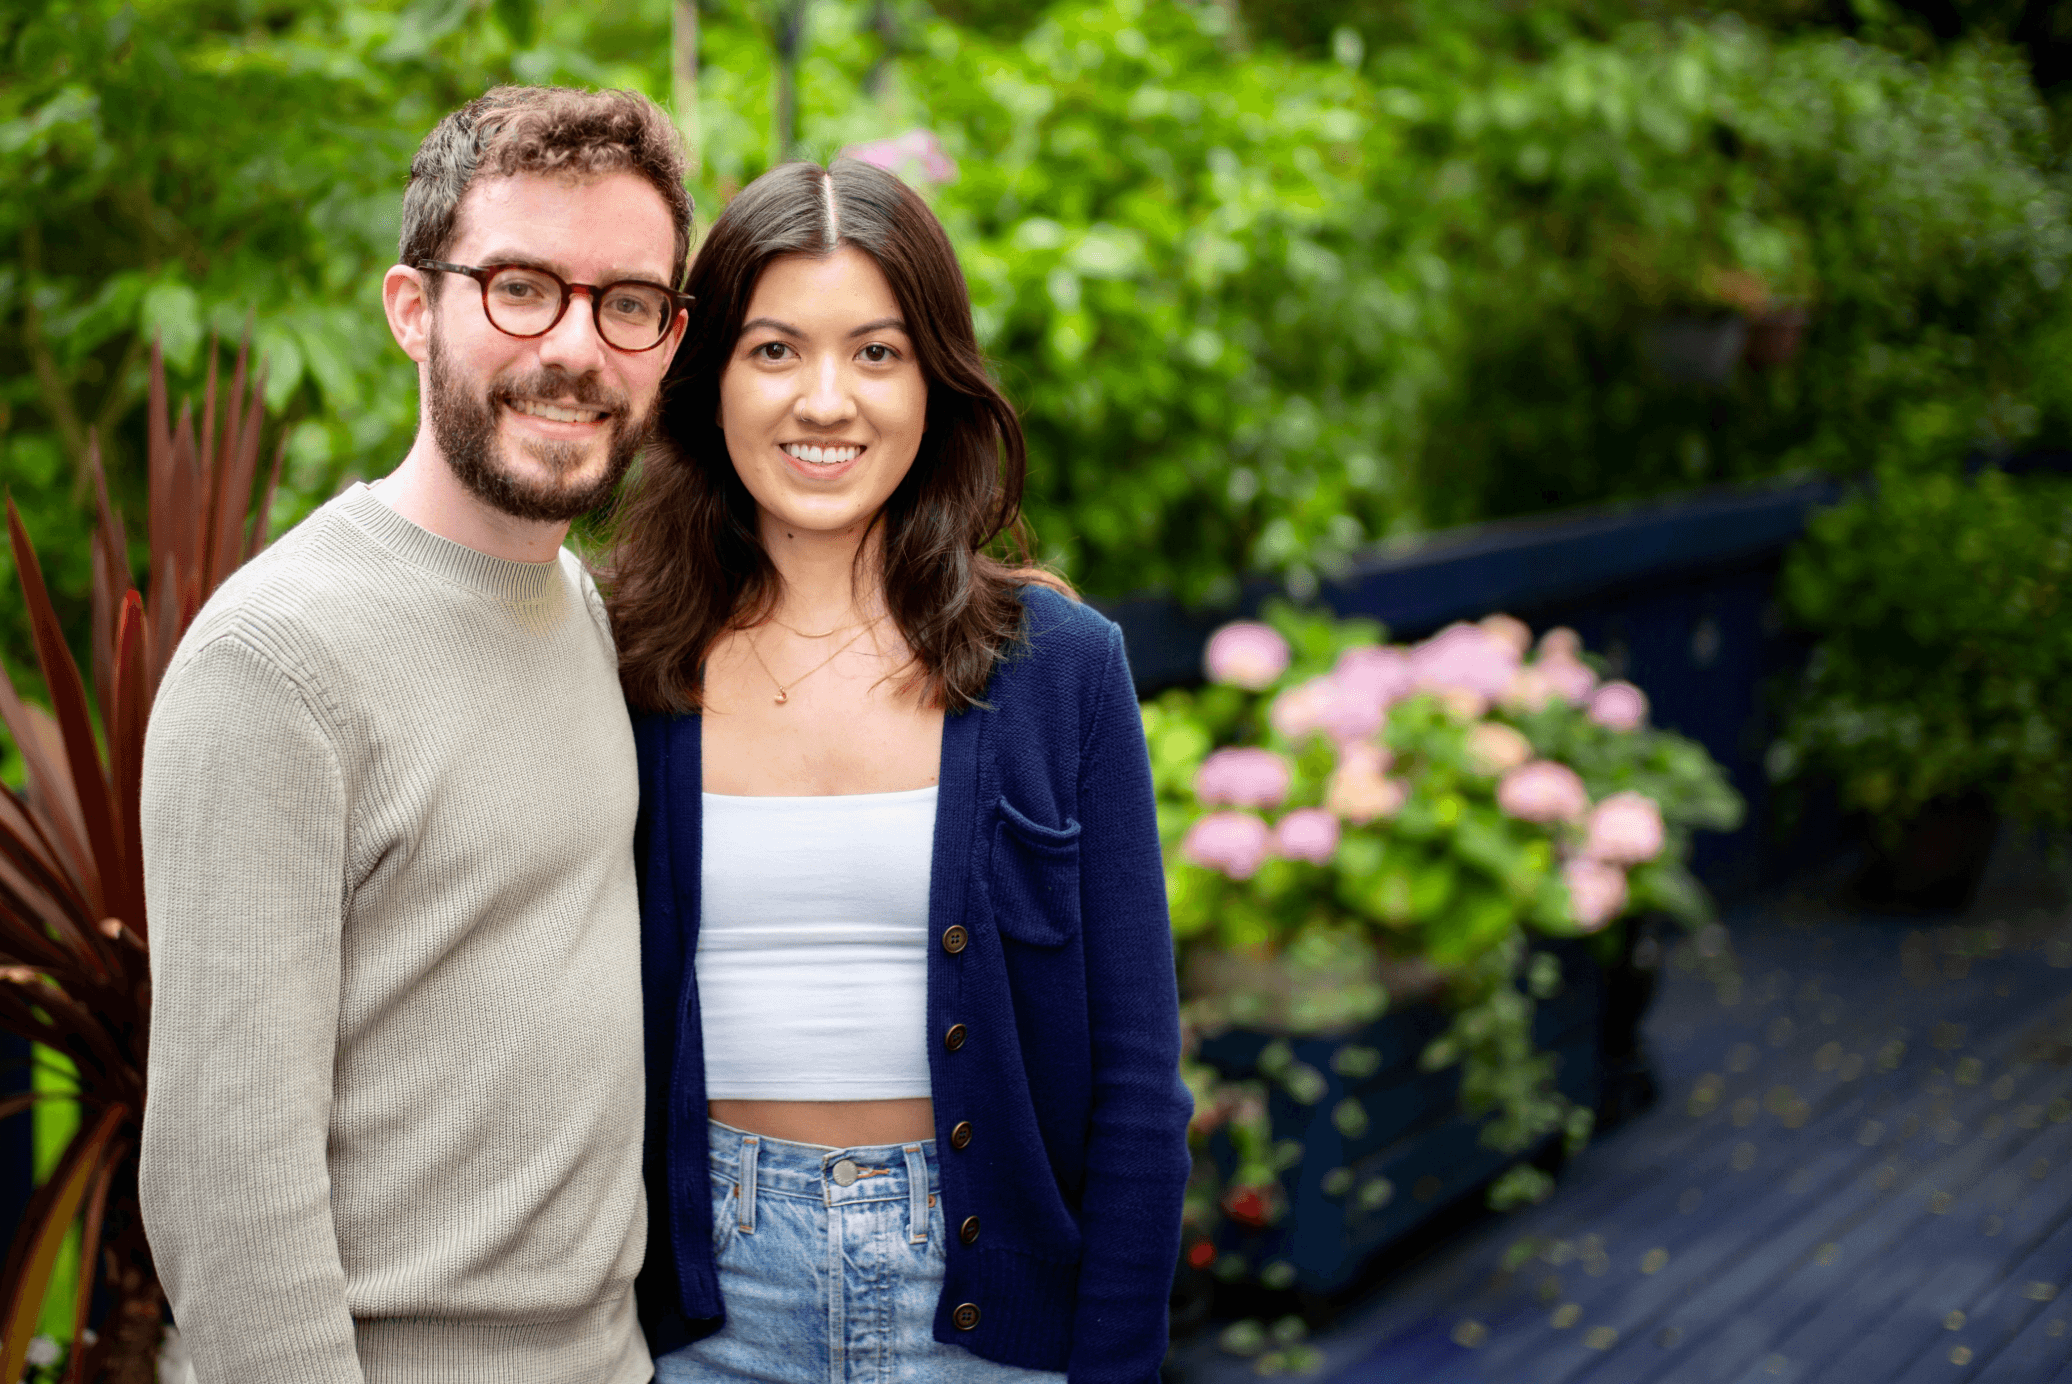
[138, 484, 650, 1384]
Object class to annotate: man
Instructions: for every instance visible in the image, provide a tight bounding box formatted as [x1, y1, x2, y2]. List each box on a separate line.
[138, 85, 690, 1383]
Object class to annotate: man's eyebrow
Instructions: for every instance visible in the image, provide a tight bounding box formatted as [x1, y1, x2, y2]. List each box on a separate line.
[474, 251, 671, 288]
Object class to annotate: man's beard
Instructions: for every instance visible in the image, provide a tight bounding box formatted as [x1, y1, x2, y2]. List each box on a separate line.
[425, 329, 653, 524]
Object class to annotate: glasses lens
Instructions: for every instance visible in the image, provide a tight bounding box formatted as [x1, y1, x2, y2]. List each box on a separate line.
[596, 282, 673, 350]
[483, 268, 565, 336]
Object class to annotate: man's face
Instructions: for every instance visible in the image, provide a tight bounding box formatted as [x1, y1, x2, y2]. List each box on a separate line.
[420, 170, 684, 523]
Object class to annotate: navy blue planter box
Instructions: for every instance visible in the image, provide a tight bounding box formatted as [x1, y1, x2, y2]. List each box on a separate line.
[1102, 478, 1844, 902]
[1191, 945, 1608, 1299]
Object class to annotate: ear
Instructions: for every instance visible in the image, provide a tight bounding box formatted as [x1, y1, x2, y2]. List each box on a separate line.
[383, 264, 433, 364]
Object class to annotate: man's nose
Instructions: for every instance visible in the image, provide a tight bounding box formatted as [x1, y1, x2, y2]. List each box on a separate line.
[794, 353, 856, 428]
[534, 289, 609, 377]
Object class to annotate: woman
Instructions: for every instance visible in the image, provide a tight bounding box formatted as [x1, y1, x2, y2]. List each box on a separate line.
[604, 158, 1191, 1384]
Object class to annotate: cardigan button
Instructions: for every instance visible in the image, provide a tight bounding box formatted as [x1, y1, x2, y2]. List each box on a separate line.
[953, 1302, 981, 1331]
[960, 1214, 981, 1245]
[950, 1121, 973, 1150]
[944, 1023, 968, 1052]
[941, 925, 969, 955]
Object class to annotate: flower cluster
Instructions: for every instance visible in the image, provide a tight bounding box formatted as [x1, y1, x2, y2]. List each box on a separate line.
[1183, 615, 1668, 932]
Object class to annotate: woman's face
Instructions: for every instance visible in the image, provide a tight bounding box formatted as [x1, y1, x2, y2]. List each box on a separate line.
[718, 244, 929, 541]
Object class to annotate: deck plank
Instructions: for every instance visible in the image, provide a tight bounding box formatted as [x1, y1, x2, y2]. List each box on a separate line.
[1172, 862, 2072, 1384]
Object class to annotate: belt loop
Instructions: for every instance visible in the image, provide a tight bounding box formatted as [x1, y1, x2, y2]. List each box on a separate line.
[903, 1143, 929, 1245]
[738, 1136, 759, 1235]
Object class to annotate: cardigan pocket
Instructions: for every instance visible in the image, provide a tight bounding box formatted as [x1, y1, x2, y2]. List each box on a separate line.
[991, 796, 1083, 947]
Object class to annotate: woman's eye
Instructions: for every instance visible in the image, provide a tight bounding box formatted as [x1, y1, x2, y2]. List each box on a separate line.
[753, 342, 790, 361]
[860, 343, 895, 363]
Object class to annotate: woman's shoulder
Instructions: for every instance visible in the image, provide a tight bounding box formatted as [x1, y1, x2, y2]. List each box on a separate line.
[1011, 583, 1122, 677]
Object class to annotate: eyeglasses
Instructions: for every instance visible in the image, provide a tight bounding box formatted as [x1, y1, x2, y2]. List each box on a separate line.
[411, 259, 693, 353]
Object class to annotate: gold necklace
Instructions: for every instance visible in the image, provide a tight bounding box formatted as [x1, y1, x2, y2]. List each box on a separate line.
[744, 619, 878, 705]
[770, 612, 869, 640]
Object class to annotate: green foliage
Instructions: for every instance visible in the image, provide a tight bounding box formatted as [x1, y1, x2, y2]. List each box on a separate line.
[5, 0, 2070, 675]
[1775, 466, 2072, 834]
[908, 4, 2072, 599]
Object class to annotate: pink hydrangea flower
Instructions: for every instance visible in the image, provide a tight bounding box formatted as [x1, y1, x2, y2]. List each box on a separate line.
[1204, 621, 1291, 690]
[1334, 645, 1414, 707]
[1589, 681, 1649, 731]
[1538, 627, 1583, 660]
[1501, 665, 1557, 712]
[1583, 791, 1665, 865]
[1195, 747, 1292, 809]
[1564, 857, 1629, 931]
[1270, 675, 1337, 740]
[1271, 808, 1341, 864]
[1479, 613, 1533, 657]
[1496, 760, 1590, 823]
[1182, 812, 1272, 879]
[1409, 621, 1522, 700]
[1318, 682, 1387, 745]
[1537, 651, 1599, 706]
[842, 129, 958, 183]
[1466, 722, 1534, 775]
[1326, 745, 1407, 824]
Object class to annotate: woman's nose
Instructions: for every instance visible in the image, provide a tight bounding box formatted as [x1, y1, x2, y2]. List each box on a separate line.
[794, 355, 856, 427]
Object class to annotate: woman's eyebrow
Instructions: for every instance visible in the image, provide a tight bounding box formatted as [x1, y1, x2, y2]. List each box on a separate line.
[848, 317, 908, 338]
[739, 316, 803, 337]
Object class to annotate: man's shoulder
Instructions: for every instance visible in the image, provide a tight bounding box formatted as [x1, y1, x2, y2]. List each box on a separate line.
[167, 494, 394, 682]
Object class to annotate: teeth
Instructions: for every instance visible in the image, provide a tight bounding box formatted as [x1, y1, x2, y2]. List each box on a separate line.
[783, 443, 861, 466]
[511, 399, 604, 425]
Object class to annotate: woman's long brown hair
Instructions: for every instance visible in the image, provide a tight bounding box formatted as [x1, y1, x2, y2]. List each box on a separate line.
[602, 159, 1061, 715]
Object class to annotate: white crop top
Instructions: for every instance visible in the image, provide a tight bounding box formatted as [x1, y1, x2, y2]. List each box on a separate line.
[699, 787, 937, 1101]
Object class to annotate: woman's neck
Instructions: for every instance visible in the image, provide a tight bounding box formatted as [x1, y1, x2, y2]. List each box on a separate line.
[757, 510, 887, 630]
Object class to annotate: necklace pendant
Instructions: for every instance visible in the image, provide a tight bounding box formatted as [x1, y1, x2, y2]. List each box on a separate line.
[774, 689, 789, 705]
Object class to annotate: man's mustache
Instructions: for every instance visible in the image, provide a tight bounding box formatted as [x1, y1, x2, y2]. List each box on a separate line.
[490, 368, 628, 416]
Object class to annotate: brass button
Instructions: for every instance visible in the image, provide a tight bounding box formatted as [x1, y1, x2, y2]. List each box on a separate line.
[960, 1215, 981, 1245]
[950, 1121, 973, 1150]
[945, 1023, 968, 1052]
[952, 1302, 980, 1331]
[941, 925, 969, 955]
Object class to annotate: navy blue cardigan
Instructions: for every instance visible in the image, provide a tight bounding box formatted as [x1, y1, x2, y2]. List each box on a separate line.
[631, 588, 1193, 1384]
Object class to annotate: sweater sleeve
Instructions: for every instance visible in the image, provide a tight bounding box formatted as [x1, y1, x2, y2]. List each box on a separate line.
[138, 634, 365, 1384]
[1067, 625, 1193, 1384]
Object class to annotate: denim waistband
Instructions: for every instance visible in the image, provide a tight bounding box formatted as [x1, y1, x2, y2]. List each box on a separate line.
[706, 1119, 939, 1240]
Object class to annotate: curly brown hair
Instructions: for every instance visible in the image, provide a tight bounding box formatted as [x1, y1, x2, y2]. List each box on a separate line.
[400, 85, 693, 291]
[602, 159, 1066, 716]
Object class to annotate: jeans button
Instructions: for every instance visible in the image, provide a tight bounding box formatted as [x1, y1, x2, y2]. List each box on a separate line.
[831, 1159, 859, 1187]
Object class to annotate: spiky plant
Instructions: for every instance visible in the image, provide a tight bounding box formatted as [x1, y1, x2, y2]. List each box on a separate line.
[0, 341, 280, 1384]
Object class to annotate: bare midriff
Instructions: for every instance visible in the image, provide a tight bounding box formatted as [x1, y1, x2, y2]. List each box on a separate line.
[709, 1098, 937, 1148]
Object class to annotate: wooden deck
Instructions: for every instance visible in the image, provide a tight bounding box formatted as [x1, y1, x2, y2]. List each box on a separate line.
[1172, 834, 2072, 1384]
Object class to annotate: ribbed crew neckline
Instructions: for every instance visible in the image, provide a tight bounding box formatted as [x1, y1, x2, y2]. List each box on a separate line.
[335, 482, 567, 605]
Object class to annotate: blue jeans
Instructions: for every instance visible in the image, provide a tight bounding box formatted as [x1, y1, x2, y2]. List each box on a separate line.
[655, 1121, 1067, 1384]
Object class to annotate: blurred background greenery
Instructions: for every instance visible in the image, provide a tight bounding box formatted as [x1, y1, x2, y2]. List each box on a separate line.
[3, 0, 2071, 798]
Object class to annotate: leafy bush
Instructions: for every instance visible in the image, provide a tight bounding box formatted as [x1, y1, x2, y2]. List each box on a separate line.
[897, 3, 2072, 601]
[1150, 605, 1741, 1232]
[1774, 466, 2072, 834]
